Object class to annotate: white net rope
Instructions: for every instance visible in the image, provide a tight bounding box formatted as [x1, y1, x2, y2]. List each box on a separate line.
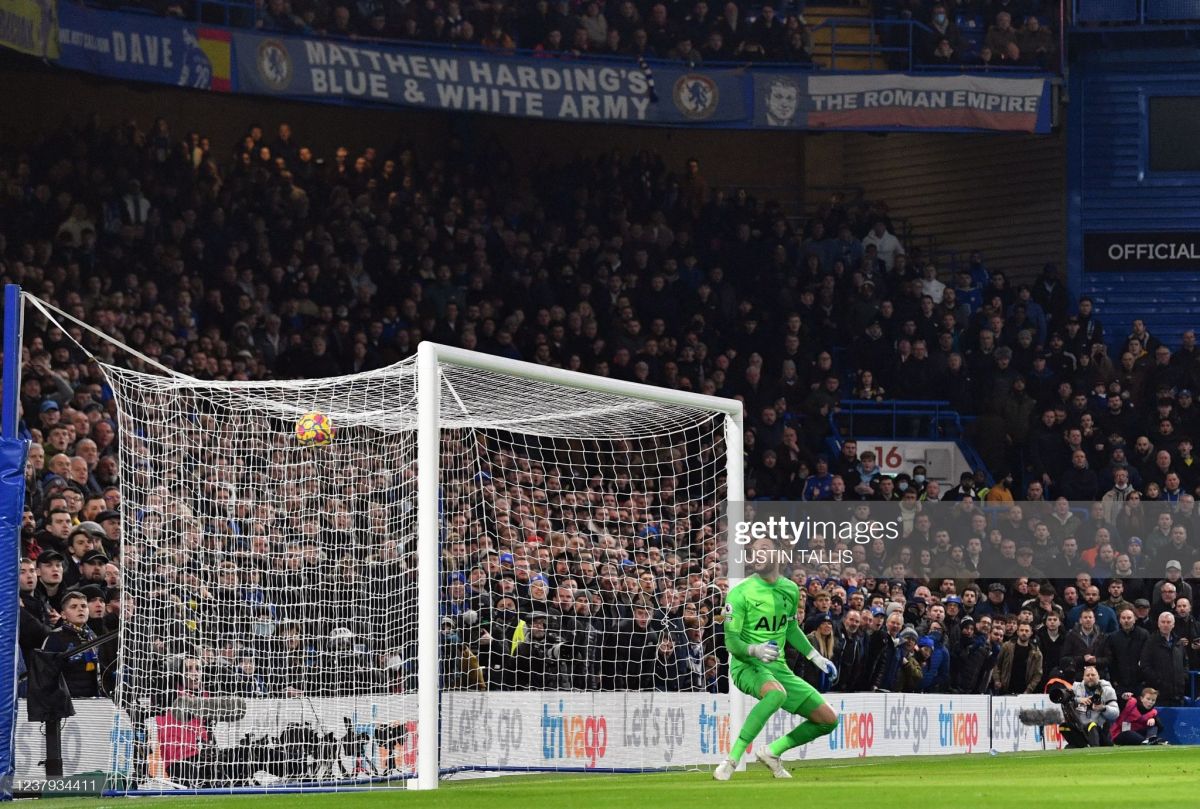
[101, 355, 730, 789]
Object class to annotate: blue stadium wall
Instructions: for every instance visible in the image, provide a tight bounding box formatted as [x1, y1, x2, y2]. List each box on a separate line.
[1068, 48, 1200, 349]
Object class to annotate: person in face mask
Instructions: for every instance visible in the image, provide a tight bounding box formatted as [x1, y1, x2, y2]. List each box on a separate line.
[911, 465, 929, 495]
[920, 3, 962, 62]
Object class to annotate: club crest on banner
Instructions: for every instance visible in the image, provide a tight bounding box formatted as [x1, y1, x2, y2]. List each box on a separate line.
[673, 74, 719, 120]
[257, 39, 292, 90]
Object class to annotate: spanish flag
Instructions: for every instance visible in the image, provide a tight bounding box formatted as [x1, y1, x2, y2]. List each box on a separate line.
[196, 28, 232, 92]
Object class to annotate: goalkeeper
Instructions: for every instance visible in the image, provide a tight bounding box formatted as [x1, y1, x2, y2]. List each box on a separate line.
[714, 538, 839, 781]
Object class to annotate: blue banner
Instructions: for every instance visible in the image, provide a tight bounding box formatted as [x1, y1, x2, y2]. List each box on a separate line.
[56, 2, 232, 91]
[33, 2, 1055, 133]
[235, 34, 743, 125]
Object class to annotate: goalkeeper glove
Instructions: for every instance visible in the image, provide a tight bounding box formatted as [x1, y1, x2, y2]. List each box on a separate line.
[747, 642, 780, 663]
[807, 650, 838, 684]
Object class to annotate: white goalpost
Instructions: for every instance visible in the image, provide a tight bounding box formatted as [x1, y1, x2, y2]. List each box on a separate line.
[17, 292, 745, 794]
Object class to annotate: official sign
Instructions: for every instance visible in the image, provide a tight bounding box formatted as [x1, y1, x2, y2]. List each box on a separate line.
[1084, 231, 1200, 271]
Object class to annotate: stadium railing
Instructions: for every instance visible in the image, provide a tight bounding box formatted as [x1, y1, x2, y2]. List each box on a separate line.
[823, 398, 993, 484]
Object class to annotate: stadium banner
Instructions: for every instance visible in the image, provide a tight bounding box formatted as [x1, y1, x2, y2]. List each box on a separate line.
[13, 698, 135, 785]
[754, 73, 1052, 133]
[54, 1, 231, 91]
[441, 691, 989, 768]
[4, 3, 1058, 132]
[0, 0, 59, 58]
[233, 34, 744, 125]
[989, 694, 1058, 753]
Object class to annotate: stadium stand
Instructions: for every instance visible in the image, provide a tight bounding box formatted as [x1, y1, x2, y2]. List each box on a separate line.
[3, 111, 1197, 720]
[85, 0, 1063, 69]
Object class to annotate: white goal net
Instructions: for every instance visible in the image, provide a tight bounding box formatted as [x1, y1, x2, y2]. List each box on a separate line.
[102, 343, 741, 792]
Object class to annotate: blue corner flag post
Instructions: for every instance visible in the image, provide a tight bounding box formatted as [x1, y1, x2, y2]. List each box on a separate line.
[0, 285, 28, 799]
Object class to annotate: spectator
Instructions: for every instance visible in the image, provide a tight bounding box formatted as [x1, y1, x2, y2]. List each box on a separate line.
[1112, 687, 1161, 745]
[994, 620, 1042, 694]
[1139, 611, 1188, 706]
[1060, 607, 1110, 680]
[1107, 608, 1149, 697]
[1015, 17, 1055, 68]
[40, 590, 102, 698]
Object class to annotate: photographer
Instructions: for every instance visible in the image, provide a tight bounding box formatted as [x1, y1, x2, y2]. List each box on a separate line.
[1059, 665, 1119, 748]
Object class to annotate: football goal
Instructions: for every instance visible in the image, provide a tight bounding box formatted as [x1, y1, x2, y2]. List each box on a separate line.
[0, 286, 744, 795]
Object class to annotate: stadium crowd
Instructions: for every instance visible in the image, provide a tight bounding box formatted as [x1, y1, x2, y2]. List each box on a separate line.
[3, 110, 1198, 743]
[115, 0, 1061, 68]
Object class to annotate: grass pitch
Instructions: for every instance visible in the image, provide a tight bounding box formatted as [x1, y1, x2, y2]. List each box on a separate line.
[35, 747, 1196, 809]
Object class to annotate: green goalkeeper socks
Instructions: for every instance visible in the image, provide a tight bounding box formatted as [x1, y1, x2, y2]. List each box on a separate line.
[730, 688, 786, 764]
[768, 718, 839, 757]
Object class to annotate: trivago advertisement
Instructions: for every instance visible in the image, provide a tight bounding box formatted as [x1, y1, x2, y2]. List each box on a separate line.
[17, 1, 1055, 133]
[440, 691, 1004, 770]
[14, 692, 1049, 787]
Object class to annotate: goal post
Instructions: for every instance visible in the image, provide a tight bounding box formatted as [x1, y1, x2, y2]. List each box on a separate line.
[412, 343, 746, 788]
[4, 286, 746, 794]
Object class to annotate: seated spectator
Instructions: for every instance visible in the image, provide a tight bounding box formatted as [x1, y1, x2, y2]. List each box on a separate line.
[921, 3, 963, 60]
[579, 1, 608, 48]
[1111, 687, 1161, 745]
[1016, 16, 1055, 68]
[983, 12, 1017, 58]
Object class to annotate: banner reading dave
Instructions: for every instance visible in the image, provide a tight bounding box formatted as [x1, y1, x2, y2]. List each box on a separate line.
[55, 1, 231, 91]
[235, 34, 744, 125]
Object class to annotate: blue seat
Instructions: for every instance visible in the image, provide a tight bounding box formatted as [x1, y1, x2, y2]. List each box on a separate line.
[1075, 0, 1138, 21]
[1146, 0, 1200, 19]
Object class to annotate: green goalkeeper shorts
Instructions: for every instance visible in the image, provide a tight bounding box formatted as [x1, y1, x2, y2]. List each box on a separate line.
[731, 660, 826, 715]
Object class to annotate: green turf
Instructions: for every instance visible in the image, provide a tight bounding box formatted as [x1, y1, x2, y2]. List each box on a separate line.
[31, 747, 1197, 809]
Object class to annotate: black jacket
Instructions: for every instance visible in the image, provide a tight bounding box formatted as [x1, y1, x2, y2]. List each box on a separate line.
[1060, 628, 1111, 680]
[1139, 632, 1187, 703]
[1106, 626, 1149, 691]
[40, 622, 101, 698]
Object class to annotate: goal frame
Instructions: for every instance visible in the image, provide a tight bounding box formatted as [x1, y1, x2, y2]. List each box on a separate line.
[0, 288, 746, 793]
[412, 342, 744, 789]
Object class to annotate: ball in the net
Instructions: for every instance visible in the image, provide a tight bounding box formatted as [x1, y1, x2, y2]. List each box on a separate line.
[295, 411, 335, 446]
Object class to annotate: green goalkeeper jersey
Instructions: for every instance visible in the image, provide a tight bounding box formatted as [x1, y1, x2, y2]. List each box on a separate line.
[723, 574, 814, 665]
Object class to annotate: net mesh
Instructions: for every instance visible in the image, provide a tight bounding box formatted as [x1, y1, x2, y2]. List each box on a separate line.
[104, 355, 731, 790]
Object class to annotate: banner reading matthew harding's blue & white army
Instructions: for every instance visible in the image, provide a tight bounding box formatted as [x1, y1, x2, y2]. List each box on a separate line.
[235, 34, 746, 126]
